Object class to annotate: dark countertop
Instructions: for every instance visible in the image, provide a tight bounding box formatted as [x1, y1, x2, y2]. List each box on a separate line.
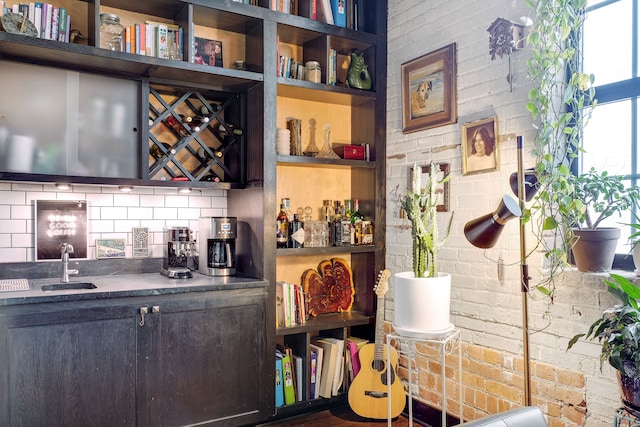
[0, 272, 268, 306]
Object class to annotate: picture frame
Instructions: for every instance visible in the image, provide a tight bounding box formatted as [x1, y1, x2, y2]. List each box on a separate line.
[95, 239, 126, 259]
[409, 163, 450, 212]
[461, 116, 498, 175]
[194, 37, 223, 67]
[35, 200, 88, 261]
[402, 43, 457, 134]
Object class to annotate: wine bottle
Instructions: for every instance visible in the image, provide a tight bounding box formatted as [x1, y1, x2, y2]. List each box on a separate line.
[276, 204, 289, 249]
[216, 122, 243, 137]
[197, 147, 223, 160]
[164, 115, 188, 137]
[351, 199, 365, 223]
[289, 214, 304, 248]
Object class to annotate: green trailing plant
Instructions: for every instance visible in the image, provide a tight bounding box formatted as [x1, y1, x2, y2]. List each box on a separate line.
[525, 0, 596, 298]
[567, 274, 640, 378]
[570, 168, 640, 230]
[400, 162, 454, 278]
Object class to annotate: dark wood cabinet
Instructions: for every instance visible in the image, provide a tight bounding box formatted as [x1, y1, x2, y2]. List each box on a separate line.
[0, 288, 268, 427]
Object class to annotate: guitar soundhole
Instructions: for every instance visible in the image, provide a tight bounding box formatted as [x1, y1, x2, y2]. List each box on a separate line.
[371, 359, 395, 386]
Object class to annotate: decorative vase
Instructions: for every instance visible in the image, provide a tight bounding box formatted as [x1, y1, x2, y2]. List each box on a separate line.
[618, 371, 640, 418]
[571, 227, 621, 272]
[393, 272, 453, 338]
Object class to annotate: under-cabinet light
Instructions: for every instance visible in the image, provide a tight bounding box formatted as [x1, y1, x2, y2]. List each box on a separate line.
[118, 186, 134, 192]
[55, 183, 71, 190]
[179, 188, 193, 194]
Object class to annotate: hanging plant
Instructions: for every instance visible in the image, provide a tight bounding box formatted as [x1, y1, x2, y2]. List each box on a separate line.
[525, 0, 596, 300]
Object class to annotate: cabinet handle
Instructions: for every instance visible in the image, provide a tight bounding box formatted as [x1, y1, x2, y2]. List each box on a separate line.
[152, 305, 160, 313]
[139, 307, 149, 326]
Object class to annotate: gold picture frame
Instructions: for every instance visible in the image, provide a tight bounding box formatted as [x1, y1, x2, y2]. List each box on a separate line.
[461, 116, 498, 175]
[402, 43, 457, 133]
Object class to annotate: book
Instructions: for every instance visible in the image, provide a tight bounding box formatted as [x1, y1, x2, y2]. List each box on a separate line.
[298, 0, 316, 20]
[57, 7, 66, 42]
[278, 350, 296, 405]
[50, 6, 58, 41]
[346, 336, 368, 379]
[320, 337, 345, 395]
[317, 0, 333, 24]
[311, 337, 338, 398]
[330, 0, 345, 27]
[309, 343, 323, 399]
[309, 347, 318, 399]
[293, 354, 303, 402]
[275, 354, 284, 407]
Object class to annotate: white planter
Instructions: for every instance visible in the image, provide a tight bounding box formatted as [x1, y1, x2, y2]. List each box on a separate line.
[633, 244, 640, 277]
[393, 271, 453, 337]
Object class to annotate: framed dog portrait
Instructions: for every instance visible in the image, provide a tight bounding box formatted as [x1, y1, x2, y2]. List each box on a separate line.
[461, 116, 498, 175]
[402, 43, 457, 134]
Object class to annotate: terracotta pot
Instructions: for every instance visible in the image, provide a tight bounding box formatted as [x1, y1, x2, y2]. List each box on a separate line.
[618, 371, 640, 418]
[393, 272, 453, 337]
[571, 228, 621, 272]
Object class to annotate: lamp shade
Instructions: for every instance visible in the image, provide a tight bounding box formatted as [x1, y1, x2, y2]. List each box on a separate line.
[509, 169, 539, 202]
[464, 195, 522, 248]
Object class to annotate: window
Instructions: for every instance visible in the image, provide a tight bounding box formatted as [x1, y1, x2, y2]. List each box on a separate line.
[581, 0, 640, 268]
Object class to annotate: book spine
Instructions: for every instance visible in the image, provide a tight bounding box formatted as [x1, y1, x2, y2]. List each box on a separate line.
[57, 7, 66, 42]
[309, 350, 317, 399]
[43, 3, 51, 40]
[158, 25, 168, 59]
[275, 356, 284, 407]
[50, 7, 58, 41]
[33, 2, 41, 37]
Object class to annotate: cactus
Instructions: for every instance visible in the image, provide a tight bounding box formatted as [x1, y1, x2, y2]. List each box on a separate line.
[400, 162, 454, 278]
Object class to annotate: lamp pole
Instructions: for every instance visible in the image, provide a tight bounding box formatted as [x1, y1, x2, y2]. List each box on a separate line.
[517, 135, 532, 406]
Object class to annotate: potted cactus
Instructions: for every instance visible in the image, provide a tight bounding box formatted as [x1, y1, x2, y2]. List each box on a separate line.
[394, 162, 455, 336]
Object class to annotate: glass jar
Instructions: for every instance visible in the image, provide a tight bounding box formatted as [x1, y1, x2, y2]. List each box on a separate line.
[99, 13, 124, 51]
[305, 61, 321, 84]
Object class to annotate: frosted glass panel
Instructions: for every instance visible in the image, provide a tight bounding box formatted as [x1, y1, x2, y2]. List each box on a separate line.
[0, 60, 139, 178]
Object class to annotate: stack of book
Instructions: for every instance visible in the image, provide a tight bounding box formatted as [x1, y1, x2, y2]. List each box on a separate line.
[276, 281, 307, 328]
[123, 21, 183, 60]
[1, 2, 71, 42]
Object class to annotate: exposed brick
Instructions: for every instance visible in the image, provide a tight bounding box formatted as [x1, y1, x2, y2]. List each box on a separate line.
[483, 347, 501, 366]
[536, 362, 557, 382]
[558, 370, 586, 388]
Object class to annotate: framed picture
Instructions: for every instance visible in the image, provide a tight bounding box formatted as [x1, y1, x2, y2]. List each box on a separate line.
[461, 116, 498, 175]
[409, 163, 450, 212]
[402, 43, 457, 134]
[35, 200, 88, 261]
[194, 37, 223, 67]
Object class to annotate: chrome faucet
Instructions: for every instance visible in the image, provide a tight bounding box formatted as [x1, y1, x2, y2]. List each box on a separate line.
[60, 243, 79, 283]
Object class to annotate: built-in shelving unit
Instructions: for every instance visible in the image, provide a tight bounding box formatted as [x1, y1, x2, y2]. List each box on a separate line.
[0, 0, 386, 423]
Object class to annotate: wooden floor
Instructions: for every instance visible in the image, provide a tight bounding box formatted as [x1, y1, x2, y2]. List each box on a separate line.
[258, 405, 418, 427]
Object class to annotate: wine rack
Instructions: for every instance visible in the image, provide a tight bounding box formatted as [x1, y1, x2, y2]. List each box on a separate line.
[148, 85, 244, 183]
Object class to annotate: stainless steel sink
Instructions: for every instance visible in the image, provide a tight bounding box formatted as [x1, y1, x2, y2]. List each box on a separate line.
[41, 282, 97, 291]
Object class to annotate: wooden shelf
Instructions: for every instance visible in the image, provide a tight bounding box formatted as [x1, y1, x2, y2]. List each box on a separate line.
[276, 155, 375, 168]
[276, 311, 372, 335]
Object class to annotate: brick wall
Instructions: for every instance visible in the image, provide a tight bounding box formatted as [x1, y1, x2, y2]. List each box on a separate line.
[386, 1, 622, 426]
[0, 182, 227, 262]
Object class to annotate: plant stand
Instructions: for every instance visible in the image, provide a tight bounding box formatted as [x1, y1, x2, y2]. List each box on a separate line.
[614, 407, 640, 426]
[386, 329, 462, 427]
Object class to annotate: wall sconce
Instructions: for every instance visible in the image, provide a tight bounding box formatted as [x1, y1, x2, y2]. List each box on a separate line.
[487, 17, 527, 92]
[118, 185, 134, 192]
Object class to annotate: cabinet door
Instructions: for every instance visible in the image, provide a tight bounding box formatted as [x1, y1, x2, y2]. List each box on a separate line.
[148, 290, 268, 427]
[0, 304, 138, 427]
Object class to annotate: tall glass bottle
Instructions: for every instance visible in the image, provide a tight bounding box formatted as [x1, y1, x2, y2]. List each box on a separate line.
[276, 204, 289, 248]
[289, 214, 304, 248]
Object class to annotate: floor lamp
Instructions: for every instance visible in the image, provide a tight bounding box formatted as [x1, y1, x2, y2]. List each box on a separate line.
[464, 135, 536, 406]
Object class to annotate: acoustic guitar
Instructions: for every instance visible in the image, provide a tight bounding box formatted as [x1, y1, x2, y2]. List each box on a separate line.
[348, 269, 405, 419]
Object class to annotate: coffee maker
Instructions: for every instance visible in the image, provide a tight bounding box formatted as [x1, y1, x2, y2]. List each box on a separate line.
[199, 217, 237, 276]
[161, 226, 198, 279]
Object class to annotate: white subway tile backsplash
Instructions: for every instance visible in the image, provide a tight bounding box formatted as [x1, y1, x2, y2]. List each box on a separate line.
[11, 205, 32, 220]
[140, 195, 166, 207]
[101, 207, 129, 220]
[0, 190, 26, 205]
[127, 207, 153, 220]
[90, 220, 115, 233]
[114, 194, 140, 206]
[153, 207, 178, 220]
[165, 195, 190, 208]
[0, 219, 26, 234]
[1, 182, 228, 263]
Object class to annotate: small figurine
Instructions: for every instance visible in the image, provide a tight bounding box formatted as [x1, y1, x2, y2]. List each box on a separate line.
[346, 52, 372, 90]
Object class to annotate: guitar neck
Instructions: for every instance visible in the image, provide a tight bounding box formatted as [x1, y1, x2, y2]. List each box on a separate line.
[373, 295, 385, 360]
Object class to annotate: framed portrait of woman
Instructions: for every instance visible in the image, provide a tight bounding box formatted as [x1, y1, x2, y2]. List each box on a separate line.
[461, 116, 498, 175]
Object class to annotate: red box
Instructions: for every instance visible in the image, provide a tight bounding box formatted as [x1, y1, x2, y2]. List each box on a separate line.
[334, 144, 365, 160]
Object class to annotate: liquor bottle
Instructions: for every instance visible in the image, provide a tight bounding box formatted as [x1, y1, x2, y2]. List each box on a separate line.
[351, 199, 365, 224]
[323, 200, 334, 246]
[276, 204, 290, 249]
[333, 201, 343, 247]
[282, 198, 294, 222]
[289, 214, 304, 248]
